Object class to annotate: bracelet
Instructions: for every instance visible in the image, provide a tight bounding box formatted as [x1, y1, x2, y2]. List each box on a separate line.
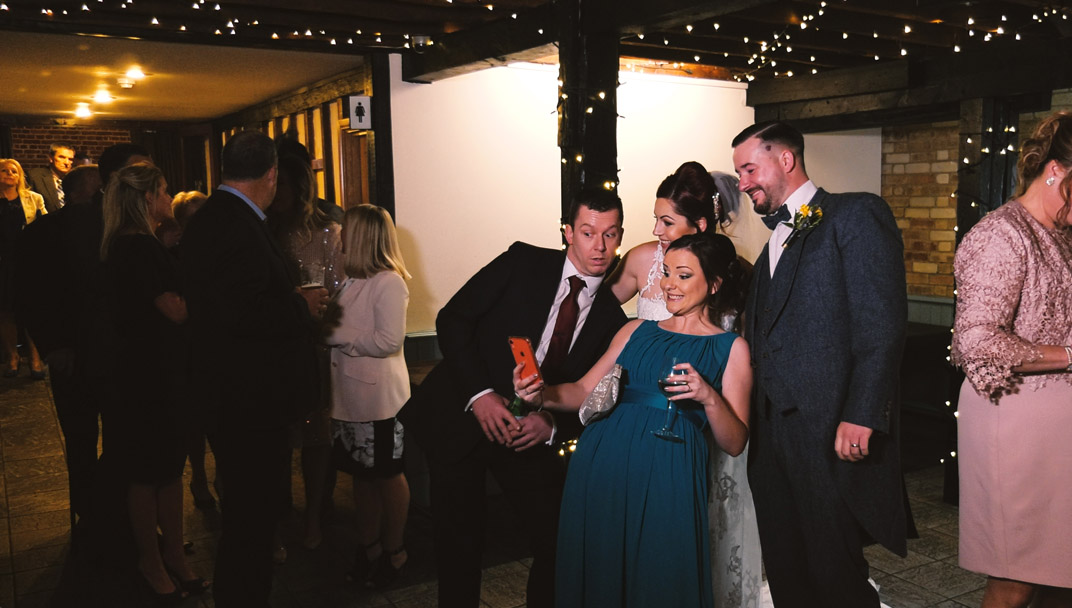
[1064, 345, 1072, 372]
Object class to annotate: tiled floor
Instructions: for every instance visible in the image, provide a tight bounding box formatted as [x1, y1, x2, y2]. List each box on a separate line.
[0, 369, 986, 607]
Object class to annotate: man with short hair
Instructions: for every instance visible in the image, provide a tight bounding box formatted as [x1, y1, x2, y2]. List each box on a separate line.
[27, 143, 75, 212]
[181, 130, 327, 607]
[399, 189, 628, 608]
[733, 120, 908, 607]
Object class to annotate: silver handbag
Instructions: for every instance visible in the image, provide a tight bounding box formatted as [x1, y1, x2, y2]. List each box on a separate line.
[578, 364, 623, 426]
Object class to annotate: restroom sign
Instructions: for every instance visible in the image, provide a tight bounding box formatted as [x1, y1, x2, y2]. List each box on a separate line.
[348, 95, 371, 129]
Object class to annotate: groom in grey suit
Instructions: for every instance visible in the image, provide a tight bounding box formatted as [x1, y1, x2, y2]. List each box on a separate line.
[734, 121, 907, 607]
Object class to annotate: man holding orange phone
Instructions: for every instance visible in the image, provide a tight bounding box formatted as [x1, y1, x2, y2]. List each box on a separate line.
[399, 189, 627, 608]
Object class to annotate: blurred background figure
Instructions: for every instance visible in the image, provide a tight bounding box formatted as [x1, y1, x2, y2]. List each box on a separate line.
[327, 204, 412, 589]
[951, 111, 1072, 608]
[0, 157, 47, 380]
[101, 162, 208, 602]
[266, 139, 343, 556]
[160, 190, 216, 510]
[61, 164, 102, 208]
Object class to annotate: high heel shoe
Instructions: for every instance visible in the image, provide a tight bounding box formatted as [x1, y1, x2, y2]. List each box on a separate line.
[162, 560, 211, 595]
[368, 547, 407, 590]
[138, 573, 187, 606]
[3, 362, 18, 378]
[189, 482, 216, 510]
[345, 539, 379, 585]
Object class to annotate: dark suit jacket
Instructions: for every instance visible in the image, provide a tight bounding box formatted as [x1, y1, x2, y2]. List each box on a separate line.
[180, 189, 319, 431]
[399, 242, 627, 462]
[14, 198, 116, 375]
[27, 167, 62, 213]
[745, 188, 908, 555]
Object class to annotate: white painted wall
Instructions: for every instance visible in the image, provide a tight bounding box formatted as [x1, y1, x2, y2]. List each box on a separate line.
[390, 54, 882, 332]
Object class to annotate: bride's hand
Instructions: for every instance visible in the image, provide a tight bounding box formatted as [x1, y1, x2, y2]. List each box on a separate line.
[666, 362, 717, 405]
[512, 362, 545, 407]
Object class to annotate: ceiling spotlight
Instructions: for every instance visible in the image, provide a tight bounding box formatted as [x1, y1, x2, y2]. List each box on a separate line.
[125, 66, 145, 79]
[93, 89, 113, 103]
[75, 103, 92, 118]
[117, 77, 134, 88]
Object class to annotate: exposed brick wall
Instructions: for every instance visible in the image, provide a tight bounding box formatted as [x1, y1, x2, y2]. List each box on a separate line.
[9, 125, 132, 169]
[882, 121, 958, 299]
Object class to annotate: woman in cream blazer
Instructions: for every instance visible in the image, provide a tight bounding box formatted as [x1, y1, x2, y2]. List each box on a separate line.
[327, 204, 412, 590]
[0, 158, 46, 378]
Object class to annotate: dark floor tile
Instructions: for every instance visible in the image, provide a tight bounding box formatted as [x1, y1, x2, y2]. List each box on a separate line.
[865, 544, 935, 575]
[13, 589, 53, 608]
[479, 562, 528, 608]
[392, 589, 439, 608]
[10, 525, 68, 553]
[11, 543, 68, 573]
[7, 489, 69, 517]
[950, 586, 985, 606]
[0, 574, 13, 606]
[13, 565, 63, 596]
[874, 573, 946, 608]
[896, 559, 986, 599]
[5, 471, 68, 496]
[4, 455, 67, 479]
[907, 528, 959, 561]
[910, 501, 960, 530]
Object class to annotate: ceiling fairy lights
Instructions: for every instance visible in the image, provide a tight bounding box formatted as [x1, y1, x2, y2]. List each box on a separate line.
[626, 0, 1068, 82]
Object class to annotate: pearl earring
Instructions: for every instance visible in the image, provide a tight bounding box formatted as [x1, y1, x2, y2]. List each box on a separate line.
[1046, 176, 1056, 186]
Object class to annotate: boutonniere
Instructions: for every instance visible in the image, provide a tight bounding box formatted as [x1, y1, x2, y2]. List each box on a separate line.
[781, 203, 823, 249]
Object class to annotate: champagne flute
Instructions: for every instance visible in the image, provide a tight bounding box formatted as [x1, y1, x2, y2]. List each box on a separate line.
[653, 356, 687, 443]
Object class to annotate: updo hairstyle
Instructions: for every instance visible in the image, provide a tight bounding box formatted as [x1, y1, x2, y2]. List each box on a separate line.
[666, 232, 748, 326]
[1016, 110, 1072, 227]
[656, 161, 721, 231]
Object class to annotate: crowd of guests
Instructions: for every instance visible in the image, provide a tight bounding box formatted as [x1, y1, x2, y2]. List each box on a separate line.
[0, 113, 1068, 608]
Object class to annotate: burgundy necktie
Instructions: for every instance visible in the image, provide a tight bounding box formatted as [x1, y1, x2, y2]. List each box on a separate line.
[542, 275, 584, 378]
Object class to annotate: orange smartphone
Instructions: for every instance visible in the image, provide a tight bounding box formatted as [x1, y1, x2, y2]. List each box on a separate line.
[509, 336, 543, 383]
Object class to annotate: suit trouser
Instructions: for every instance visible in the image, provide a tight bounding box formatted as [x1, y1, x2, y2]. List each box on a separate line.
[748, 406, 879, 608]
[47, 349, 101, 525]
[428, 439, 565, 608]
[212, 424, 291, 608]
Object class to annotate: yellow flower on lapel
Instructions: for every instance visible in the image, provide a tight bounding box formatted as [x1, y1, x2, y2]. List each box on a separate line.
[780, 203, 824, 249]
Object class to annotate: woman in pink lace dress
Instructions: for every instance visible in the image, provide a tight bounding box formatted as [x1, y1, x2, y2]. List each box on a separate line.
[952, 111, 1072, 608]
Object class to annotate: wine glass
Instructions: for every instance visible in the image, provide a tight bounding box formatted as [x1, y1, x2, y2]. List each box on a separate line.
[653, 356, 687, 443]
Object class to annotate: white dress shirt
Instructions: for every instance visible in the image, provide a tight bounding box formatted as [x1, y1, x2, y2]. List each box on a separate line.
[767, 180, 817, 276]
[466, 256, 604, 409]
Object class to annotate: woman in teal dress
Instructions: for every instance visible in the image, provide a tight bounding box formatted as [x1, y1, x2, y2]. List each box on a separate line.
[515, 232, 752, 608]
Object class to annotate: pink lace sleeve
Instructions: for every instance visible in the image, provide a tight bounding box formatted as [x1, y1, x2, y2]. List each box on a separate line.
[951, 216, 1042, 397]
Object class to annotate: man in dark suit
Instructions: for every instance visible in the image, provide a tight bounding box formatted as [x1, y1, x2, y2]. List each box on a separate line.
[27, 143, 75, 212]
[399, 189, 628, 608]
[15, 144, 147, 542]
[733, 121, 908, 607]
[181, 130, 327, 607]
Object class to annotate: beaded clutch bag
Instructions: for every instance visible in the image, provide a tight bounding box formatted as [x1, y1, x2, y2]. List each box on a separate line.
[578, 364, 623, 426]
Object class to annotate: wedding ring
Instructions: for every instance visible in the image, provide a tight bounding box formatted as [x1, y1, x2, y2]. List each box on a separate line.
[850, 443, 860, 448]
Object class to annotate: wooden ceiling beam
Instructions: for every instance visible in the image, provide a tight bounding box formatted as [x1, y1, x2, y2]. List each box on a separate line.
[751, 36, 1072, 130]
[401, 6, 558, 82]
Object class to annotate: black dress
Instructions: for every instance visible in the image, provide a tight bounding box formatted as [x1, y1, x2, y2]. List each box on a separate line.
[0, 195, 28, 311]
[105, 233, 188, 484]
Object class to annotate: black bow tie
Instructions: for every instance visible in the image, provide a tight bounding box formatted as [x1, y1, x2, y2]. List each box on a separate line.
[761, 204, 791, 230]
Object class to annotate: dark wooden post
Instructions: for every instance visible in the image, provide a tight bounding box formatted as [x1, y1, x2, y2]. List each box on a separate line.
[948, 97, 1020, 505]
[370, 53, 396, 218]
[957, 98, 1019, 246]
[557, 0, 619, 225]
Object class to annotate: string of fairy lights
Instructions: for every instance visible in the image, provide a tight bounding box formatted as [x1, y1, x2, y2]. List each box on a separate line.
[641, 3, 1072, 82]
